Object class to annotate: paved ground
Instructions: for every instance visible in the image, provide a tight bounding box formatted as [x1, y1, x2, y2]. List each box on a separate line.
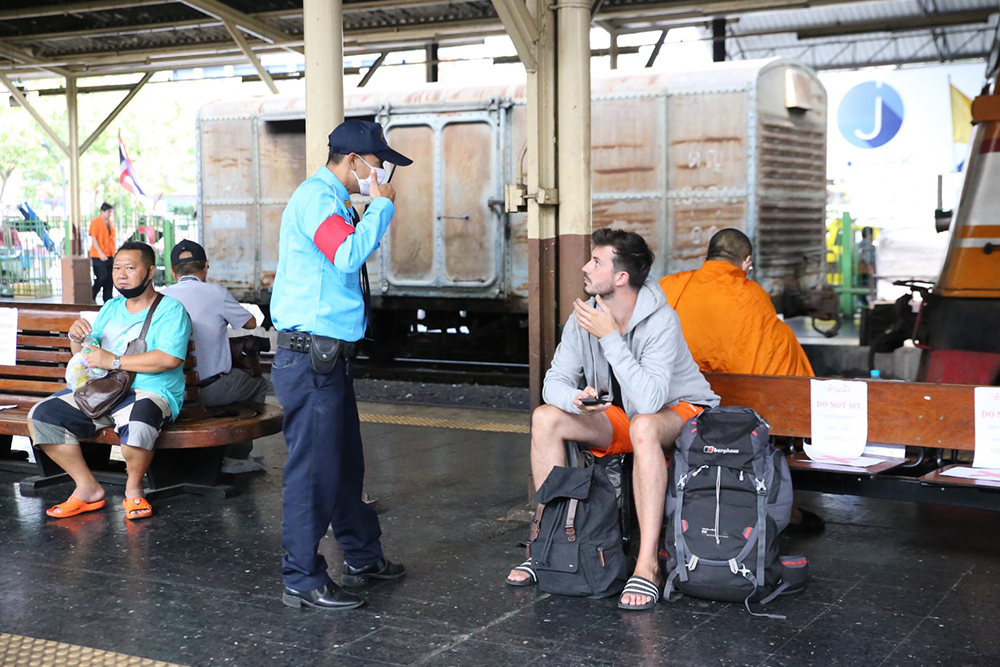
[2, 401, 1000, 667]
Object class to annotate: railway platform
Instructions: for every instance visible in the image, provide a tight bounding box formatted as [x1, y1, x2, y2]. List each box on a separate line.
[3, 400, 1000, 667]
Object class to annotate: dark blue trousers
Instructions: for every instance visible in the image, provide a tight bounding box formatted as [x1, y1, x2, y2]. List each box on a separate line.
[272, 347, 383, 591]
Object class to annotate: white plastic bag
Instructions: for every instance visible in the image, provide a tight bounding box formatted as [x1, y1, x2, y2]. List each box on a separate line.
[65, 352, 90, 391]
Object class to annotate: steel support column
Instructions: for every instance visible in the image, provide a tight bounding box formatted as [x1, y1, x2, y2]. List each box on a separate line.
[426, 42, 439, 82]
[67, 77, 82, 256]
[526, 0, 558, 406]
[556, 0, 592, 327]
[713, 17, 727, 62]
[304, 0, 344, 172]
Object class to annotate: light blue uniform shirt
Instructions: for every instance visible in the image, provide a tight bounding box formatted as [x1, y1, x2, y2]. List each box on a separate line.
[271, 166, 395, 342]
[91, 295, 191, 419]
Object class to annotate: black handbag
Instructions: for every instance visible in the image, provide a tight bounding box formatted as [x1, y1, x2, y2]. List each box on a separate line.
[74, 294, 162, 419]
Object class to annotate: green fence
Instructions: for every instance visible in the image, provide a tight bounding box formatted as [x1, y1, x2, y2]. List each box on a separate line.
[0, 217, 61, 299]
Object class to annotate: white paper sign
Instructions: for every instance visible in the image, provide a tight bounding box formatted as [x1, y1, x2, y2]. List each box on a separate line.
[805, 379, 868, 460]
[973, 387, 1000, 469]
[805, 455, 886, 468]
[940, 466, 1000, 482]
[0, 308, 17, 366]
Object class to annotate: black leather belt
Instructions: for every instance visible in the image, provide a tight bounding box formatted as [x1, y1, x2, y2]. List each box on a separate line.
[199, 373, 222, 388]
[276, 331, 357, 360]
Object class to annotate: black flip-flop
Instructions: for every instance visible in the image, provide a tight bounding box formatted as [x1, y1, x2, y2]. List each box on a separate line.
[506, 560, 537, 587]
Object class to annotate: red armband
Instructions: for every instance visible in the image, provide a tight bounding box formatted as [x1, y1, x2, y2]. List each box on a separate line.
[313, 215, 355, 264]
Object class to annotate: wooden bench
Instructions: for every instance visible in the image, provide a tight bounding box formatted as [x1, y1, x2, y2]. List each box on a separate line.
[0, 303, 283, 499]
[705, 373, 1000, 510]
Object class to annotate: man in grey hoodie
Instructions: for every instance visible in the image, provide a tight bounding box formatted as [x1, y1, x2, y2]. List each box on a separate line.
[506, 229, 719, 611]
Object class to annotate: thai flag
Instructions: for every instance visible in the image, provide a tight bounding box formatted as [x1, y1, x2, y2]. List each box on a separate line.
[119, 133, 146, 199]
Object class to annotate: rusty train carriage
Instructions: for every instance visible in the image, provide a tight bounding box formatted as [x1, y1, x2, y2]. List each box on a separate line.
[197, 58, 826, 352]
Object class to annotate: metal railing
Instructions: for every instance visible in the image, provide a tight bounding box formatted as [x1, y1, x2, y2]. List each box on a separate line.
[0, 218, 61, 299]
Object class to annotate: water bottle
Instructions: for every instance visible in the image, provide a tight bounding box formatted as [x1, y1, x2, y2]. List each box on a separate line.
[82, 334, 109, 379]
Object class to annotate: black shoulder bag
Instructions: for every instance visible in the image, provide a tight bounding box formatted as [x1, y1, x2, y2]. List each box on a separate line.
[74, 293, 163, 419]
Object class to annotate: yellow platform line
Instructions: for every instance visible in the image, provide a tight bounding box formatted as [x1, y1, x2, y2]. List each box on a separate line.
[0, 633, 189, 667]
[358, 413, 529, 434]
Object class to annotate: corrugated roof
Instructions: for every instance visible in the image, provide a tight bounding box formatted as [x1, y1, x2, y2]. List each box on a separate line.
[0, 0, 995, 79]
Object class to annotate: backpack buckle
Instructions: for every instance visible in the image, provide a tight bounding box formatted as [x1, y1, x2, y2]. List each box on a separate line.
[566, 527, 577, 542]
[754, 478, 767, 495]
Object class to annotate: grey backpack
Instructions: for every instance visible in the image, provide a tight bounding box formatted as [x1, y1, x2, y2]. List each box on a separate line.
[528, 464, 628, 598]
[664, 406, 807, 616]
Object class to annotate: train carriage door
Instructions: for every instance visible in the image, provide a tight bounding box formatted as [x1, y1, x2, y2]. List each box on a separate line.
[382, 109, 503, 296]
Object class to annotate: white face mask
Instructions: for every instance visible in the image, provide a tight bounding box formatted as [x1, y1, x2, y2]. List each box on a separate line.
[352, 156, 388, 196]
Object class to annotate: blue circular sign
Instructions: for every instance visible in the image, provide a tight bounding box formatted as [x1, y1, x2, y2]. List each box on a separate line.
[837, 81, 904, 149]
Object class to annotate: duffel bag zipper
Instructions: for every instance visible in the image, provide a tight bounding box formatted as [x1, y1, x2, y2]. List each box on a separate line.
[598, 546, 606, 567]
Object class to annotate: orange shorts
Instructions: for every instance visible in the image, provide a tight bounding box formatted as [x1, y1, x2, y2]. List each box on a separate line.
[594, 401, 705, 458]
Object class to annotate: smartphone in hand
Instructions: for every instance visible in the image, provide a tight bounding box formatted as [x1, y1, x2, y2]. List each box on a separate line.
[580, 395, 610, 407]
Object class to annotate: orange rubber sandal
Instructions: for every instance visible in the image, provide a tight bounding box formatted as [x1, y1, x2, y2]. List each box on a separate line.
[46, 496, 106, 518]
[123, 497, 153, 521]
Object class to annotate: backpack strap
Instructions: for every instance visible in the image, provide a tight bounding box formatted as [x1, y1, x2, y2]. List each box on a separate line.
[565, 498, 578, 542]
[527, 504, 544, 558]
[755, 483, 768, 590]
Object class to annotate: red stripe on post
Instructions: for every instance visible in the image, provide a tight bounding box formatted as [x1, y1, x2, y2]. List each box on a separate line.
[980, 138, 1000, 154]
[313, 215, 355, 264]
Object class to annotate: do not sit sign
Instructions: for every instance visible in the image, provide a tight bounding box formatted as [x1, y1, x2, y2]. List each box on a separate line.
[974, 387, 1000, 469]
[805, 379, 868, 461]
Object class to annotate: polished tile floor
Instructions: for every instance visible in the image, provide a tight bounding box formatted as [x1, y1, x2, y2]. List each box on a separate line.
[2, 402, 1000, 667]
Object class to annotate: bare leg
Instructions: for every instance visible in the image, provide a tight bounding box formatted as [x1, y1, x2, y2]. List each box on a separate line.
[119, 445, 155, 499]
[507, 404, 613, 583]
[620, 408, 685, 607]
[37, 444, 104, 503]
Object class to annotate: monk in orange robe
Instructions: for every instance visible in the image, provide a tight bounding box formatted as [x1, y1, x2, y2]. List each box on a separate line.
[659, 229, 813, 377]
[660, 228, 823, 532]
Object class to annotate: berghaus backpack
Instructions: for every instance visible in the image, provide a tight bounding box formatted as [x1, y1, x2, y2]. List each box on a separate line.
[663, 406, 808, 618]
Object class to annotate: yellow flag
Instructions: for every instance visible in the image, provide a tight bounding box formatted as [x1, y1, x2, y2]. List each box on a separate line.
[951, 83, 973, 143]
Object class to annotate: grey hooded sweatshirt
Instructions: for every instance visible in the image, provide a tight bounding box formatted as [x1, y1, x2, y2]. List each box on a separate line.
[543, 277, 719, 419]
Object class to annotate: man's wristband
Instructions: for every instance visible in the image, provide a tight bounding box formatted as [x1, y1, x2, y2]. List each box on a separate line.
[69, 333, 84, 344]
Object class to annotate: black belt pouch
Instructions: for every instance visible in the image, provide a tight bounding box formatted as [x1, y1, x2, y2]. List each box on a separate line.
[308, 335, 341, 374]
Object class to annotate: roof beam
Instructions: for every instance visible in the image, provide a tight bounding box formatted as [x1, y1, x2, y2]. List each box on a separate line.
[491, 0, 539, 72]
[178, 0, 302, 53]
[0, 0, 165, 21]
[4, 17, 222, 44]
[80, 70, 153, 154]
[0, 38, 73, 77]
[795, 8, 997, 40]
[0, 70, 70, 157]
[223, 18, 278, 94]
[357, 52, 387, 88]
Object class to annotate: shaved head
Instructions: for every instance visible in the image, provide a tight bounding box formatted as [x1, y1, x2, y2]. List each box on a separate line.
[706, 228, 753, 266]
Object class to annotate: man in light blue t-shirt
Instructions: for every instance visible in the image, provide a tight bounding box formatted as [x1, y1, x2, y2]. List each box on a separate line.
[28, 241, 191, 522]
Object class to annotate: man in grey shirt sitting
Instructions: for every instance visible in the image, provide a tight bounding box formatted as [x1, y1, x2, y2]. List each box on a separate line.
[163, 240, 270, 473]
[504, 229, 719, 611]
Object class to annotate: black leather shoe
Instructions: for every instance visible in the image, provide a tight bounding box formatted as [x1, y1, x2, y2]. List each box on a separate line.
[282, 583, 364, 611]
[342, 558, 407, 588]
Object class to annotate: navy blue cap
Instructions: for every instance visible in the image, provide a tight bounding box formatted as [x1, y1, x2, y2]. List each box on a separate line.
[171, 239, 207, 266]
[328, 120, 413, 167]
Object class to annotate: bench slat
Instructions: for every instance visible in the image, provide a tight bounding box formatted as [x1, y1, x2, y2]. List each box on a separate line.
[18, 311, 86, 331]
[18, 349, 71, 363]
[0, 378, 66, 394]
[0, 403, 283, 449]
[0, 365, 69, 379]
[705, 373, 977, 451]
[18, 335, 71, 349]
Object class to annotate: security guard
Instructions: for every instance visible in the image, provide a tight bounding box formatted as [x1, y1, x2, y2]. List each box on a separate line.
[271, 120, 412, 611]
